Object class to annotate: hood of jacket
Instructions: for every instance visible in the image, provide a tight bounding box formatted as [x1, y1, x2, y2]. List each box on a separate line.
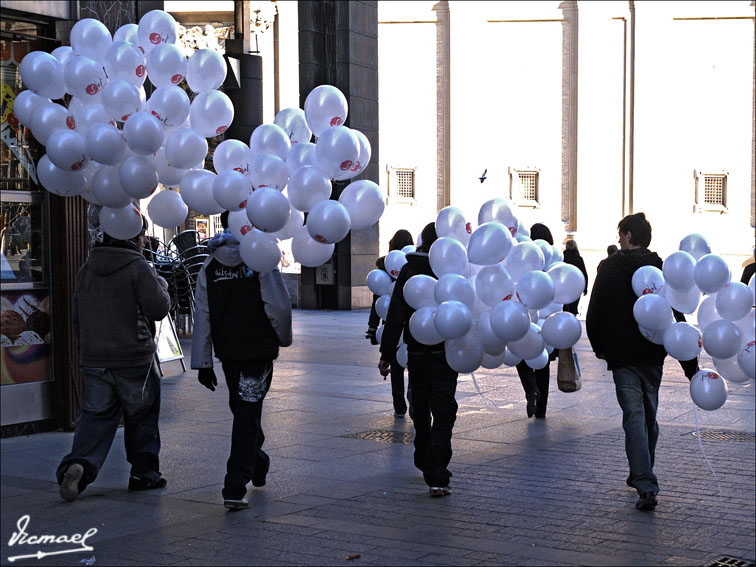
[613, 248, 662, 277]
[87, 246, 144, 276]
[405, 251, 432, 274]
[208, 231, 243, 267]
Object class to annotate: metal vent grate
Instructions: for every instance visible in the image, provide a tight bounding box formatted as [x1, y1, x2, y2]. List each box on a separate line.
[703, 175, 725, 205]
[342, 429, 414, 444]
[703, 555, 755, 567]
[395, 169, 415, 198]
[690, 430, 755, 442]
[519, 172, 538, 201]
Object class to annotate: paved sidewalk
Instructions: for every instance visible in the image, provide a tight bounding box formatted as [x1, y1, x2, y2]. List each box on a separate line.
[1, 309, 754, 566]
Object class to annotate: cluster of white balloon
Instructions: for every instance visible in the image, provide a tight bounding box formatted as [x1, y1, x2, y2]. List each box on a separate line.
[631, 233, 755, 411]
[367, 199, 587, 375]
[16, 10, 385, 272]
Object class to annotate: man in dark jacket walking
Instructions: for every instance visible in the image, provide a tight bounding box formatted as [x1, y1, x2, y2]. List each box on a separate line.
[57, 216, 171, 501]
[587, 212, 697, 511]
[192, 212, 292, 509]
[562, 238, 588, 315]
[379, 223, 458, 496]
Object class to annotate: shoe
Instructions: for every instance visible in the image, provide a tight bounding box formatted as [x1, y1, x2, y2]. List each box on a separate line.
[635, 492, 658, 511]
[224, 497, 249, 510]
[626, 474, 635, 488]
[429, 486, 451, 497]
[128, 476, 167, 491]
[526, 392, 539, 418]
[60, 463, 84, 502]
[394, 411, 406, 418]
[534, 410, 546, 419]
[252, 458, 270, 488]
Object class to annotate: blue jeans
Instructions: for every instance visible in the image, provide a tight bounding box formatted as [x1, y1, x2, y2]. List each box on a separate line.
[408, 351, 458, 488]
[57, 364, 162, 493]
[612, 365, 663, 494]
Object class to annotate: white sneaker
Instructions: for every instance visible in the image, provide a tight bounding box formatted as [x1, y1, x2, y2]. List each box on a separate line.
[429, 486, 451, 497]
[223, 497, 249, 509]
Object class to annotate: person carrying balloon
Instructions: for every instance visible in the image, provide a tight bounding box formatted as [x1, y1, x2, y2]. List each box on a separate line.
[379, 223, 458, 497]
[57, 215, 171, 501]
[191, 211, 292, 510]
[586, 212, 698, 512]
[366, 229, 415, 417]
[562, 238, 589, 316]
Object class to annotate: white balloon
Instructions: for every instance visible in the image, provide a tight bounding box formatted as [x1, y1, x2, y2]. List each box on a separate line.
[408, 306, 443, 345]
[315, 125, 360, 179]
[291, 225, 334, 267]
[502, 347, 523, 367]
[538, 301, 563, 319]
[123, 112, 164, 155]
[179, 169, 223, 215]
[146, 85, 191, 129]
[490, 299, 530, 342]
[306, 200, 351, 244]
[338, 180, 384, 230]
[702, 319, 742, 360]
[541, 311, 582, 349]
[663, 250, 696, 292]
[119, 155, 159, 199]
[434, 274, 475, 310]
[138, 9, 178, 55]
[478, 198, 519, 235]
[274, 107, 312, 145]
[246, 188, 290, 233]
[533, 240, 554, 269]
[689, 369, 728, 411]
[271, 207, 304, 241]
[71, 103, 112, 136]
[639, 325, 665, 345]
[434, 300, 472, 339]
[51, 46, 74, 67]
[715, 282, 752, 321]
[662, 284, 701, 315]
[385, 250, 408, 279]
[505, 241, 544, 283]
[165, 128, 208, 169]
[467, 222, 513, 266]
[37, 154, 87, 196]
[286, 142, 318, 175]
[713, 355, 751, 384]
[150, 146, 186, 187]
[507, 322, 545, 361]
[20, 51, 66, 100]
[250, 124, 291, 161]
[63, 55, 108, 101]
[631, 265, 665, 297]
[92, 165, 132, 207]
[287, 165, 331, 212]
[633, 293, 674, 331]
[737, 338, 755, 380]
[147, 189, 187, 228]
[101, 79, 142, 122]
[113, 23, 139, 45]
[30, 102, 75, 146]
[436, 206, 471, 245]
[517, 270, 556, 310]
[445, 334, 484, 374]
[395, 344, 408, 368]
[693, 254, 731, 294]
[547, 262, 585, 305]
[186, 49, 226, 93]
[662, 322, 702, 361]
[189, 89, 234, 138]
[696, 295, 720, 331]
[213, 139, 254, 175]
[249, 153, 289, 191]
[402, 245, 417, 254]
[104, 42, 146, 88]
[404, 275, 438, 310]
[334, 129, 371, 180]
[239, 230, 281, 274]
[85, 123, 126, 166]
[212, 170, 251, 211]
[375, 295, 391, 321]
[100, 203, 143, 240]
[526, 349, 549, 370]
[475, 264, 514, 308]
[680, 233, 711, 261]
[227, 210, 253, 242]
[70, 18, 112, 63]
[46, 129, 87, 171]
[429, 237, 468, 277]
[304, 84, 348, 137]
[367, 269, 393, 296]
[12, 91, 48, 127]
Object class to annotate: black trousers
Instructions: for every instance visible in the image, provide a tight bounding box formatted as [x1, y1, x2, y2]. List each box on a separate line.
[390, 351, 408, 414]
[516, 359, 551, 415]
[221, 359, 273, 500]
[408, 351, 458, 488]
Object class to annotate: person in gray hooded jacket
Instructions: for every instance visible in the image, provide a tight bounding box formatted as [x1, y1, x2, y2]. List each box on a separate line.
[57, 217, 171, 502]
[191, 211, 292, 509]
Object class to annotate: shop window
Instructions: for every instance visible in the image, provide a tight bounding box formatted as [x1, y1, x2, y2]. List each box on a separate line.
[694, 170, 728, 213]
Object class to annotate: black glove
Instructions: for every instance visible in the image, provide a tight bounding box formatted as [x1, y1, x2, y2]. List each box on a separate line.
[198, 367, 218, 391]
[365, 328, 379, 345]
[680, 358, 699, 380]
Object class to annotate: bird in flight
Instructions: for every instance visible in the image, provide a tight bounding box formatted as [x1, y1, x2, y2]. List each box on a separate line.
[479, 169, 487, 183]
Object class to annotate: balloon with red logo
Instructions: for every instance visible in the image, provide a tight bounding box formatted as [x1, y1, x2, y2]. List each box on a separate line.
[291, 226, 334, 267]
[631, 266, 664, 297]
[189, 90, 234, 138]
[304, 85, 348, 137]
[436, 206, 471, 245]
[101, 79, 143, 122]
[138, 10, 178, 55]
[64, 56, 108, 102]
[146, 44, 186, 88]
[212, 170, 251, 212]
[30, 102, 75, 145]
[19, 51, 66, 100]
[737, 339, 755, 380]
[662, 322, 702, 361]
[246, 187, 290, 233]
[37, 155, 87, 197]
[475, 264, 514, 308]
[468, 222, 513, 266]
[179, 169, 222, 215]
[334, 129, 371, 181]
[384, 250, 408, 280]
[213, 139, 254, 175]
[45, 129, 87, 171]
[70, 18, 112, 63]
[306, 199, 350, 244]
[104, 41, 146, 87]
[227, 210, 254, 242]
[689, 369, 728, 411]
[145, 86, 191, 129]
[275, 107, 312, 146]
[478, 198, 519, 236]
[186, 49, 227, 93]
[248, 154, 289, 191]
[314, 126, 359, 180]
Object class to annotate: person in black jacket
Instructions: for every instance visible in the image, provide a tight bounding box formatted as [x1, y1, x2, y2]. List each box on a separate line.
[379, 223, 458, 496]
[587, 212, 698, 512]
[367, 229, 414, 417]
[597, 244, 618, 274]
[562, 238, 588, 315]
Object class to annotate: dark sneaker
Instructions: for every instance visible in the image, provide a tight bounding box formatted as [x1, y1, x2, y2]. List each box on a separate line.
[60, 463, 84, 502]
[429, 486, 451, 497]
[224, 497, 249, 510]
[252, 458, 270, 487]
[128, 476, 167, 491]
[526, 392, 539, 418]
[394, 411, 406, 418]
[626, 474, 635, 488]
[636, 492, 658, 511]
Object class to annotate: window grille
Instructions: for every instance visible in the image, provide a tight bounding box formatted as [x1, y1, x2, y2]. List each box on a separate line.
[519, 172, 538, 201]
[694, 170, 728, 212]
[703, 175, 725, 206]
[395, 169, 415, 199]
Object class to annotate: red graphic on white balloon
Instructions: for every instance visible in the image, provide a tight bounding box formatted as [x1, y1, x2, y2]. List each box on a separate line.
[85, 84, 99, 95]
[350, 161, 361, 172]
[241, 226, 251, 236]
[136, 65, 146, 77]
[314, 234, 327, 244]
[171, 74, 182, 84]
[66, 116, 76, 129]
[508, 226, 516, 236]
[71, 162, 83, 171]
[121, 114, 131, 121]
[330, 116, 342, 126]
[642, 288, 653, 295]
[239, 200, 247, 209]
[340, 160, 352, 171]
[216, 125, 227, 134]
[466, 222, 472, 234]
[149, 33, 161, 45]
[151, 110, 161, 121]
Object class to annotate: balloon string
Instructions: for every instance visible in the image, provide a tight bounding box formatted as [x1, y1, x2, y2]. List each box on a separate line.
[469, 372, 500, 409]
[693, 404, 723, 500]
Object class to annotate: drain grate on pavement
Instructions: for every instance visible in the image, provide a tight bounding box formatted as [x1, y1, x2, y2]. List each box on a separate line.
[689, 430, 756, 442]
[342, 429, 414, 444]
[703, 555, 756, 567]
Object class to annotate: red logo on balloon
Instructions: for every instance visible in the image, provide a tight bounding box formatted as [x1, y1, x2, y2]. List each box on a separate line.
[340, 160, 352, 171]
[241, 226, 251, 236]
[239, 200, 247, 209]
[642, 288, 653, 295]
[706, 372, 718, 380]
[136, 65, 146, 77]
[350, 161, 360, 172]
[233, 167, 244, 173]
[151, 111, 162, 121]
[466, 222, 472, 234]
[330, 116, 342, 126]
[66, 116, 76, 129]
[314, 235, 327, 244]
[85, 84, 99, 95]
[71, 161, 83, 171]
[171, 74, 183, 84]
[698, 338, 703, 348]
[121, 114, 131, 121]
[216, 126, 227, 134]
[149, 32, 161, 45]
[508, 226, 516, 236]
[138, 46, 145, 55]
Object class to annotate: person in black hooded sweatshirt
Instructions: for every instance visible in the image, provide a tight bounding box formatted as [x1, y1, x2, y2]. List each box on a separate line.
[587, 212, 698, 512]
[379, 223, 458, 497]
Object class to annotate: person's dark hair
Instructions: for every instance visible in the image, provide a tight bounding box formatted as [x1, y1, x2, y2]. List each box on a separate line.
[416, 223, 437, 253]
[607, 244, 618, 256]
[220, 210, 230, 229]
[565, 239, 578, 251]
[618, 212, 652, 248]
[389, 229, 414, 251]
[530, 223, 553, 245]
